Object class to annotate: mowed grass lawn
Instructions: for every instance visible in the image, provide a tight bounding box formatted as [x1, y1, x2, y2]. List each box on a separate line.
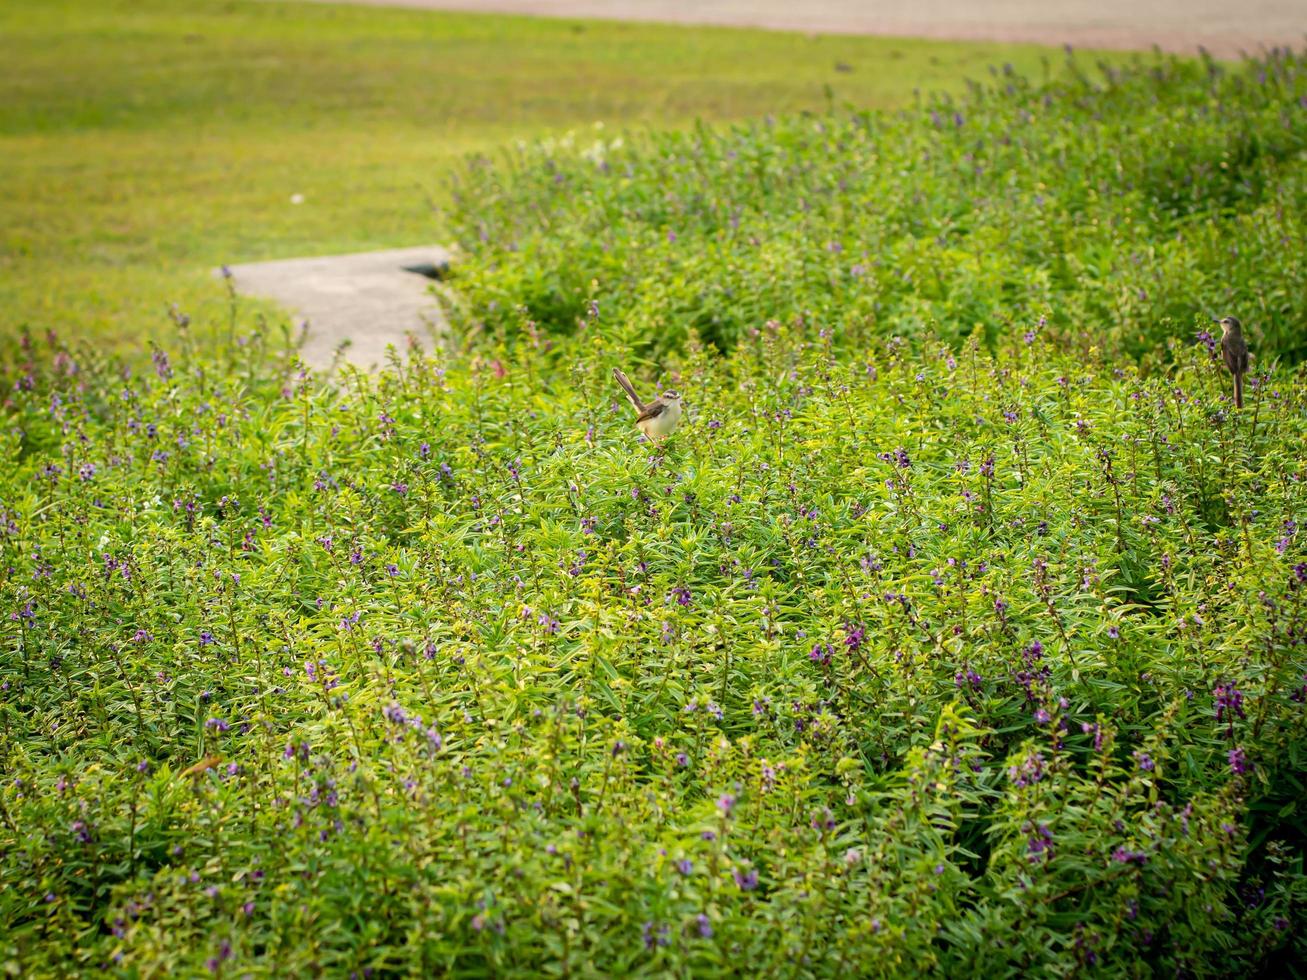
[0, 0, 1108, 350]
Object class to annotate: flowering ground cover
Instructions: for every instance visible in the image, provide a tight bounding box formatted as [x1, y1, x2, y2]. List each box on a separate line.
[3, 43, 1307, 979]
[447, 49, 1307, 365]
[3, 314, 1305, 974]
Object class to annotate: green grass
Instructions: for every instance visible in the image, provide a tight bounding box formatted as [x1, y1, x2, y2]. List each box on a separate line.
[0, 0, 1101, 349]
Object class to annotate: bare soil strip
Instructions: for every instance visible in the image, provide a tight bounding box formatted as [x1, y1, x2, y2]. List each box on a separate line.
[293, 0, 1305, 58]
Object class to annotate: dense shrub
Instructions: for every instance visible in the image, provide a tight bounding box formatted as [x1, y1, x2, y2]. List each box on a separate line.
[1, 316, 1304, 974]
[445, 49, 1307, 363]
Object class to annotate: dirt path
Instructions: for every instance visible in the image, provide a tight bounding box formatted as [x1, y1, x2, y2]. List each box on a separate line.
[299, 0, 1304, 58]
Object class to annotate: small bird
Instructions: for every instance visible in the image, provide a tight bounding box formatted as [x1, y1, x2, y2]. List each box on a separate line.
[612, 367, 682, 443]
[178, 755, 223, 780]
[1216, 315, 1249, 409]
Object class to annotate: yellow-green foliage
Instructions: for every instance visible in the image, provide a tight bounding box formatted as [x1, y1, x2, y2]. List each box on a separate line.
[1, 316, 1304, 974]
[448, 50, 1307, 363]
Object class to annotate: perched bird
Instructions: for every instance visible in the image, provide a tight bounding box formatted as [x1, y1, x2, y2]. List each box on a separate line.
[178, 755, 223, 780]
[1216, 315, 1249, 409]
[612, 367, 682, 443]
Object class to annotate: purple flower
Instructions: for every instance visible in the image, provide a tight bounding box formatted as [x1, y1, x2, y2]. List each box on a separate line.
[675, 859, 693, 875]
[1082, 722, 1105, 753]
[1275, 519, 1297, 554]
[642, 920, 670, 949]
[811, 807, 836, 832]
[955, 669, 982, 689]
[1214, 682, 1246, 737]
[1134, 751, 1154, 772]
[1228, 746, 1251, 775]
[1008, 750, 1045, 788]
[205, 717, 229, 732]
[733, 868, 759, 891]
[1027, 823, 1054, 863]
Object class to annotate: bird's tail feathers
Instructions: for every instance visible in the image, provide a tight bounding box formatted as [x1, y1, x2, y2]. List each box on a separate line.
[1234, 373, 1244, 409]
[612, 368, 643, 410]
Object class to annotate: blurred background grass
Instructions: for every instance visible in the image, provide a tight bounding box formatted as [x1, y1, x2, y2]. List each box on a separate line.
[0, 0, 1113, 349]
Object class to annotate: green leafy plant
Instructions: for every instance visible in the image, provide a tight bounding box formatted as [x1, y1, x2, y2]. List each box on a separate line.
[445, 49, 1307, 364]
[0, 312, 1303, 974]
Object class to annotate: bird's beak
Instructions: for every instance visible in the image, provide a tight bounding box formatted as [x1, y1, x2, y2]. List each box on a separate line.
[1211, 317, 1220, 324]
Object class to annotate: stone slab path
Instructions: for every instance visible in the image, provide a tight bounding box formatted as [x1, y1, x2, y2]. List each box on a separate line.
[224, 245, 451, 370]
[305, 0, 1305, 58]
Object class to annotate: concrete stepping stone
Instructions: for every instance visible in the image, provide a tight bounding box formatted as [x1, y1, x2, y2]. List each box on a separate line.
[223, 245, 451, 370]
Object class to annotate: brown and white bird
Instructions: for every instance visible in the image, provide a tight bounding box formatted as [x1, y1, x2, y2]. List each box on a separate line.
[612, 367, 682, 443]
[1216, 315, 1249, 409]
